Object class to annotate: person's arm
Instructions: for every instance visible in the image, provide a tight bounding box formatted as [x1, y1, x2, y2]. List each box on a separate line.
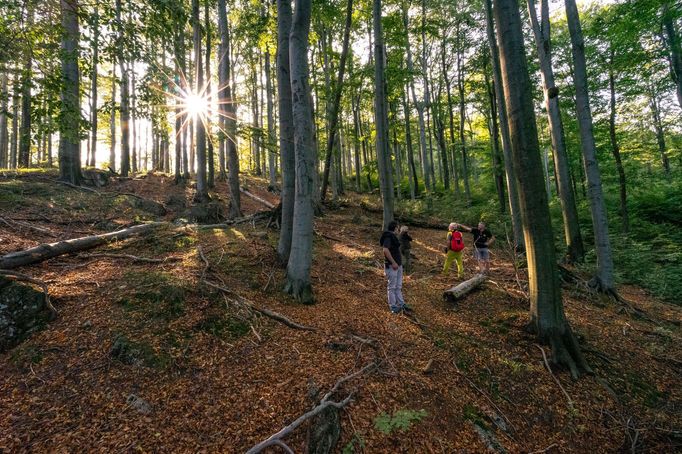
[458, 223, 472, 232]
[486, 233, 495, 247]
[383, 247, 399, 270]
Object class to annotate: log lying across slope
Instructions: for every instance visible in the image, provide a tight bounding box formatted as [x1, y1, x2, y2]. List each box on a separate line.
[0, 223, 164, 269]
[443, 274, 487, 302]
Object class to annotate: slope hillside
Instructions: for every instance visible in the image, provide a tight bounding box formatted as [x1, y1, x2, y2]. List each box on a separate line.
[0, 171, 680, 452]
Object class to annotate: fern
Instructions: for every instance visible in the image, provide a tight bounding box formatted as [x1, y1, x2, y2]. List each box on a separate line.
[374, 409, 428, 435]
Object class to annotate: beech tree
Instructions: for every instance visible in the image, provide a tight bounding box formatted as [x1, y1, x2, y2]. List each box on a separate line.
[493, 0, 591, 378]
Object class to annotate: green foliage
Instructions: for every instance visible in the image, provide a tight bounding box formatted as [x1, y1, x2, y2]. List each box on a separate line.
[373, 409, 428, 435]
[341, 433, 366, 454]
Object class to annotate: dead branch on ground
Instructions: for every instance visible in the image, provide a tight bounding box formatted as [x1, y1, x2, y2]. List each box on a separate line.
[240, 187, 276, 209]
[0, 269, 57, 316]
[245, 362, 377, 454]
[79, 253, 179, 263]
[0, 217, 57, 237]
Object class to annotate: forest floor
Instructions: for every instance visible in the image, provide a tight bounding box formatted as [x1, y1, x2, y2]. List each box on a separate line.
[1, 170, 681, 453]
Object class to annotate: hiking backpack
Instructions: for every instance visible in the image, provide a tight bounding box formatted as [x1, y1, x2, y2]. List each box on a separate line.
[450, 231, 464, 251]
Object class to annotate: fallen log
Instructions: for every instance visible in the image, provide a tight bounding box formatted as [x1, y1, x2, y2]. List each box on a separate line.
[194, 210, 272, 229]
[240, 187, 276, 209]
[359, 201, 448, 230]
[443, 274, 487, 302]
[0, 223, 164, 270]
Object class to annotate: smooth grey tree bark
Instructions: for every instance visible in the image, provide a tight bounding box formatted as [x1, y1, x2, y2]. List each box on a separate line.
[276, 0, 294, 262]
[109, 65, 116, 172]
[402, 4, 431, 192]
[285, 0, 315, 304]
[527, 0, 584, 262]
[90, 3, 99, 168]
[0, 69, 8, 168]
[320, 0, 354, 202]
[564, 0, 615, 292]
[116, 0, 130, 177]
[192, 0, 209, 202]
[494, 0, 590, 379]
[374, 0, 394, 229]
[58, 0, 82, 185]
[218, 0, 241, 217]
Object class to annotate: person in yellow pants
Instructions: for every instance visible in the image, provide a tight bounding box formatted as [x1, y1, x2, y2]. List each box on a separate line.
[442, 222, 464, 277]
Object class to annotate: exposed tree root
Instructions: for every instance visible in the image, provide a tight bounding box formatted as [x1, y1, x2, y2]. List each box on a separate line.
[245, 362, 376, 454]
[284, 277, 315, 305]
[535, 344, 574, 410]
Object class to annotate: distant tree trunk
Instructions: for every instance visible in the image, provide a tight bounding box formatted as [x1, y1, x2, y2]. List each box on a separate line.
[285, 0, 315, 304]
[402, 85, 418, 199]
[90, 4, 99, 168]
[352, 93, 362, 192]
[192, 0, 209, 202]
[527, 0, 584, 262]
[663, 2, 682, 109]
[275, 0, 294, 261]
[483, 61, 506, 212]
[265, 47, 276, 189]
[373, 0, 394, 228]
[19, 8, 33, 168]
[320, 0, 354, 202]
[456, 24, 471, 204]
[493, 0, 590, 379]
[218, 0, 241, 218]
[205, 1, 214, 188]
[109, 65, 116, 172]
[130, 62, 137, 173]
[565, 0, 615, 292]
[116, 0, 130, 177]
[443, 63, 460, 195]
[402, 5, 431, 192]
[173, 25, 183, 183]
[649, 88, 671, 174]
[0, 70, 8, 168]
[607, 51, 628, 234]
[251, 60, 261, 176]
[58, 0, 82, 185]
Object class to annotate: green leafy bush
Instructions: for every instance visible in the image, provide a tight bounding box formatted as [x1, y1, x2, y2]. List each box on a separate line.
[374, 409, 428, 435]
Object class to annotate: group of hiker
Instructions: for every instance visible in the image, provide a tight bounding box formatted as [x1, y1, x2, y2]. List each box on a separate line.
[380, 220, 495, 314]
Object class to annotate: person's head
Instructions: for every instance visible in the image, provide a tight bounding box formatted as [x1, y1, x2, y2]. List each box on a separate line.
[387, 221, 399, 233]
[478, 221, 486, 231]
[400, 226, 409, 234]
[448, 222, 457, 231]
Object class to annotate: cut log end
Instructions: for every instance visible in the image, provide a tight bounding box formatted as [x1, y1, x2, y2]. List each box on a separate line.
[443, 274, 487, 302]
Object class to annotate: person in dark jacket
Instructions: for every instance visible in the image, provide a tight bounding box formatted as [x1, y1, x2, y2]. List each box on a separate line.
[379, 221, 409, 314]
[457, 221, 495, 274]
[398, 226, 413, 273]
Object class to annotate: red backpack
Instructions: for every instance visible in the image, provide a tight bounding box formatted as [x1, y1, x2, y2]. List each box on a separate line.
[450, 231, 464, 251]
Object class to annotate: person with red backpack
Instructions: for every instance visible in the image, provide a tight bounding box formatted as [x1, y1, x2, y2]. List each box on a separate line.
[442, 222, 465, 277]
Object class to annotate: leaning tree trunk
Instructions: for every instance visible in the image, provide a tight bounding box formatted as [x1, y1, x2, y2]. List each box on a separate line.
[276, 0, 294, 261]
[192, 0, 209, 202]
[320, 0, 354, 202]
[494, 0, 590, 379]
[58, 0, 82, 185]
[608, 53, 629, 234]
[285, 0, 315, 304]
[90, 3, 99, 168]
[565, 0, 615, 293]
[528, 0, 584, 262]
[373, 0, 395, 229]
[218, 0, 241, 217]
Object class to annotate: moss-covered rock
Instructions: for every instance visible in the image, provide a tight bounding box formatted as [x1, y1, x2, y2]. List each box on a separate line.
[0, 277, 49, 352]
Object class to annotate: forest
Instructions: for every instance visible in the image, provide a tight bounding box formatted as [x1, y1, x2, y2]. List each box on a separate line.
[0, 0, 681, 451]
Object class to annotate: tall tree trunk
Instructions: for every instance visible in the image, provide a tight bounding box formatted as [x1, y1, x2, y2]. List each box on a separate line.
[58, 0, 82, 185]
[649, 88, 671, 174]
[402, 4, 431, 192]
[352, 93, 362, 192]
[251, 60, 261, 176]
[607, 55, 628, 233]
[205, 1, 214, 188]
[527, 0, 584, 262]
[19, 7, 33, 168]
[116, 0, 130, 177]
[0, 69, 8, 168]
[320, 0, 354, 202]
[173, 25, 183, 183]
[483, 61, 506, 212]
[218, 0, 241, 218]
[265, 47, 276, 189]
[493, 0, 590, 379]
[285, 0, 315, 304]
[109, 66, 116, 172]
[443, 62, 460, 194]
[663, 2, 682, 109]
[565, 0, 615, 292]
[130, 62, 137, 173]
[192, 0, 209, 201]
[402, 84, 418, 199]
[276, 0, 294, 262]
[373, 0, 394, 228]
[456, 25, 471, 204]
[90, 3, 99, 168]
